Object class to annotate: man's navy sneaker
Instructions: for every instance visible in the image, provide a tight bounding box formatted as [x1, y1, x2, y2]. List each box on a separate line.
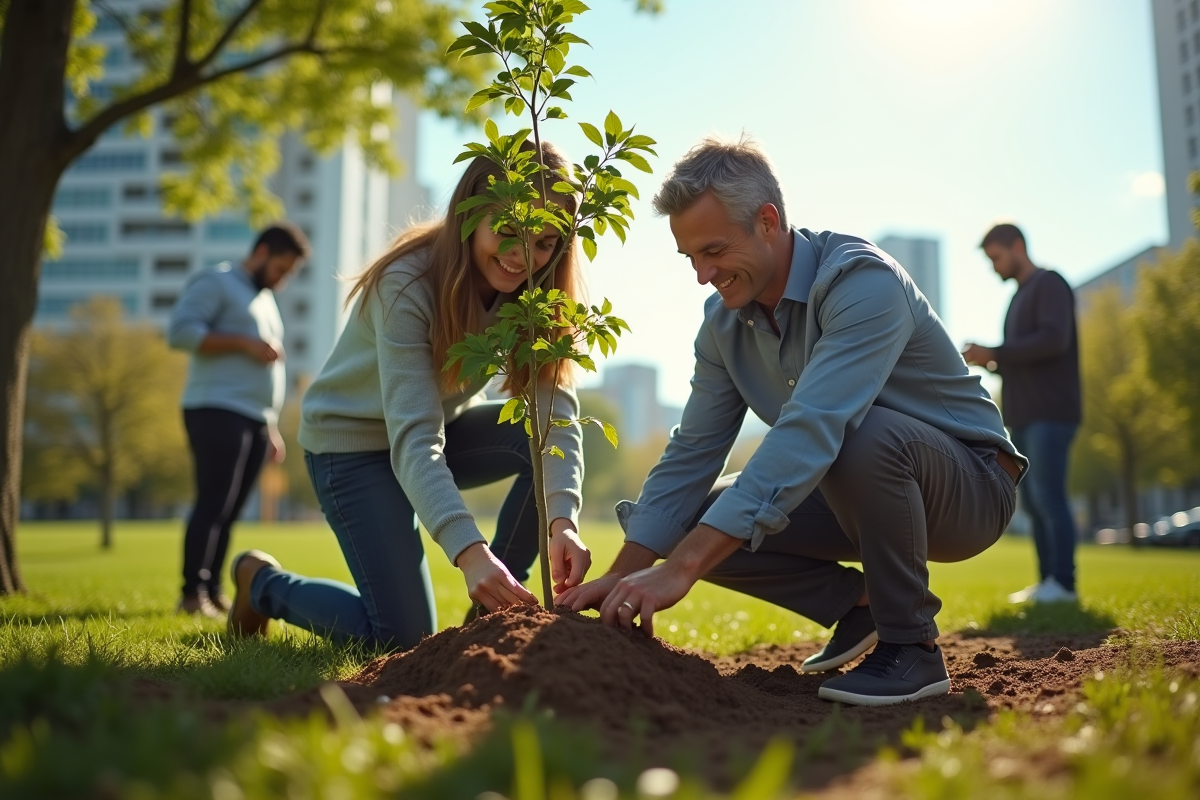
[817, 642, 951, 706]
[801, 604, 878, 673]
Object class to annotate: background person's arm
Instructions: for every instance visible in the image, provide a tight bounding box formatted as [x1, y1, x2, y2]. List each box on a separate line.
[197, 333, 280, 363]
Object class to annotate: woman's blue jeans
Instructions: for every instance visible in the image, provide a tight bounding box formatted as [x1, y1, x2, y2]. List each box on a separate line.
[249, 401, 540, 650]
[1010, 422, 1079, 592]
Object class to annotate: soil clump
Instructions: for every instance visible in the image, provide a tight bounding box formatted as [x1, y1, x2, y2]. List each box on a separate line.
[314, 607, 1200, 789]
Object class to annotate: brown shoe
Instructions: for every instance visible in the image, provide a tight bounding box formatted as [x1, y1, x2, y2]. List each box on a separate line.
[227, 550, 281, 637]
[177, 593, 223, 619]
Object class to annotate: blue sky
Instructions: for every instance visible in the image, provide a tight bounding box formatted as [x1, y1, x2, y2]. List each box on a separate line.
[416, 0, 1166, 407]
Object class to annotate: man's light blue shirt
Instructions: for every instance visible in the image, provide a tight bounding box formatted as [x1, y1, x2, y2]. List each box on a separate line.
[617, 228, 1025, 556]
[167, 262, 285, 425]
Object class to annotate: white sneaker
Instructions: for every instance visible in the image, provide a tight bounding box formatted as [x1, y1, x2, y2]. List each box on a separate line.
[1007, 582, 1042, 604]
[1031, 577, 1078, 604]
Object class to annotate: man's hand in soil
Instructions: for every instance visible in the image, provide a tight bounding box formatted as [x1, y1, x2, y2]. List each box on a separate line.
[555, 541, 658, 610]
[587, 525, 744, 637]
[456, 542, 538, 612]
[549, 517, 591, 597]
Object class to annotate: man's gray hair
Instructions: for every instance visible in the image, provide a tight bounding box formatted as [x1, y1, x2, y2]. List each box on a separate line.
[651, 135, 787, 230]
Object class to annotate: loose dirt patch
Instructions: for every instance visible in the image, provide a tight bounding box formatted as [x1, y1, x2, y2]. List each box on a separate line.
[302, 607, 1200, 789]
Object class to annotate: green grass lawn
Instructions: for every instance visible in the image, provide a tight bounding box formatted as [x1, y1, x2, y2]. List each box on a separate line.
[2, 520, 1199, 799]
[6, 520, 1199, 668]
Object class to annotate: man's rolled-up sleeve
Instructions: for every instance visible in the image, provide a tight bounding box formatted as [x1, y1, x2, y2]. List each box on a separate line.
[168, 274, 221, 352]
[700, 261, 915, 550]
[618, 317, 748, 557]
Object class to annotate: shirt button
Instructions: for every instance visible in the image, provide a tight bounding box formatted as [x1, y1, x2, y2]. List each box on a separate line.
[788, 379, 796, 386]
[746, 320, 754, 326]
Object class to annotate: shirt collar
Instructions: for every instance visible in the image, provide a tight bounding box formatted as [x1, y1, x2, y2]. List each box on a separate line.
[734, 228, 818, 325]
[781, 227, 818, 304]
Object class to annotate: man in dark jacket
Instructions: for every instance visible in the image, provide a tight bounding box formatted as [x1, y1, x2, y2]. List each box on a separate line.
[963, 223, 1081, 604]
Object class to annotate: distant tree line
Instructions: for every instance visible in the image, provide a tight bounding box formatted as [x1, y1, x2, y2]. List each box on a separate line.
[1070, 241, 1200, 533]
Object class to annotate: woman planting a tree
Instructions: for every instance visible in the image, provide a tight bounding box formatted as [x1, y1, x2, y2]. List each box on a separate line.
[224, 142, 591, 650]
[226, 0, 653, 648]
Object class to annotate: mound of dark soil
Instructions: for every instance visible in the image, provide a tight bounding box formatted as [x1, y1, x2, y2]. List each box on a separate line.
[314, 607, 1200, 787]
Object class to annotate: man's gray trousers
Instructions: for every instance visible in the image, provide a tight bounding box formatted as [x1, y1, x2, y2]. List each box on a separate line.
[694, 406, 1018, 644]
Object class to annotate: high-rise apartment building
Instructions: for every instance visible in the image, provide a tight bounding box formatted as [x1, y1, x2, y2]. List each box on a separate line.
[1151, 0, 1200, 248]
[876, 235, 942, 318]
[40, 5, 429, 389]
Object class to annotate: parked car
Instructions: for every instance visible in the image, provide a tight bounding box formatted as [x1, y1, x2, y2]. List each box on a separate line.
[1146, 507, 1200, 548]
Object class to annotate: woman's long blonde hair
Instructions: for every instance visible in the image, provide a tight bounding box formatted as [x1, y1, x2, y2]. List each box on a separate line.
[347, 140, 583, 392]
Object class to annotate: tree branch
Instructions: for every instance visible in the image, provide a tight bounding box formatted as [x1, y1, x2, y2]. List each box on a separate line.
[194, 0, 266, 72]
[92, 1, 137, 41]
[172, 0, 195, 80]
[66, 39, 321, 164]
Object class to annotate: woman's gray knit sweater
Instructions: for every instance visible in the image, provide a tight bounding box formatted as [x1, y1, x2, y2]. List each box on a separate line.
[299, 249, 584, 565]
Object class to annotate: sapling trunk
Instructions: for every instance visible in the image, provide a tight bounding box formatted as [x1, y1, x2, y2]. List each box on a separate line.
[444, 0, 654, 611]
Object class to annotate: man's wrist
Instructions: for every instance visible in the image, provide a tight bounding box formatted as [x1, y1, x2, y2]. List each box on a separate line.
[607, 541, 658, 576]
[666, 523, 743, 583]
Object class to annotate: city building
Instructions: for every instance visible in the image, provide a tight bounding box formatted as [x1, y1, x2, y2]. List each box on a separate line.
[1151, 0, 1200, 248]
[1074, 245, 1166, 308]
[875, 235, 942, 318]
[590, 364, 683, 446]
[39, 5, 430, 391]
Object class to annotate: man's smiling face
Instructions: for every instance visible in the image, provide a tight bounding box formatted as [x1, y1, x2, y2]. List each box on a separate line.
[670, 190, 781, 310]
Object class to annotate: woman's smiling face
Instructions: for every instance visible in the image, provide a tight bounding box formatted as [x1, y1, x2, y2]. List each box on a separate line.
[470, 214, 562, 299]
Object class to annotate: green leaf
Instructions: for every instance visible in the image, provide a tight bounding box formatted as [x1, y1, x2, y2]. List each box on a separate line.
[548, 445, 565, 459]
[455, 195, 491, 214]
[545, 106, 566, 119]
[499, 396, 521, 423]
[579, 122, 603, 147]
[465, 88, 499, 113]
[617, 151, 653, 173]
[484, 118, 499, 143]
[504, 96, 527, 116]
[601, 420, 619, 448]
[565, 65, 592, 78]
[551, 181, 576, 194]
[603, 110, 622, 141]
[581, 237, 597, 260]
[460, 210, 489, 241]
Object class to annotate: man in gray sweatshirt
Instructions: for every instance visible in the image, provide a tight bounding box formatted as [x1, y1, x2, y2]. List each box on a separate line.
[168, 223, 309, 615]
[559, 137, 1024, 707]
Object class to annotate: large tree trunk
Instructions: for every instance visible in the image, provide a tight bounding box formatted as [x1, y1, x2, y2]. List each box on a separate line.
[0, 0, 78, 593]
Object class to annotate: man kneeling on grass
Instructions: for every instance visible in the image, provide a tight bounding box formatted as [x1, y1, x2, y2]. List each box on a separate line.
[557, 136, 1026, 707]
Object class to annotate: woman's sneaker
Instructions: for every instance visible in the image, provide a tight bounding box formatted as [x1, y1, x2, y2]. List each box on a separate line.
[227, 550, 281, 637]
[817, 642, 951, 706]
[801, 605, 878, 673]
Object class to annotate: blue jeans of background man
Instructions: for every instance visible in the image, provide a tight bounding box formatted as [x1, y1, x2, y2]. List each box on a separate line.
[1010, 422, 1078, 592]
[248, 401, 540, 650]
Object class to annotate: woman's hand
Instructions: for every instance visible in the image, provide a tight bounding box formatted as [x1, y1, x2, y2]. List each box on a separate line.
[455, 542, 538, 612]
[549, 517, 591, 597]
